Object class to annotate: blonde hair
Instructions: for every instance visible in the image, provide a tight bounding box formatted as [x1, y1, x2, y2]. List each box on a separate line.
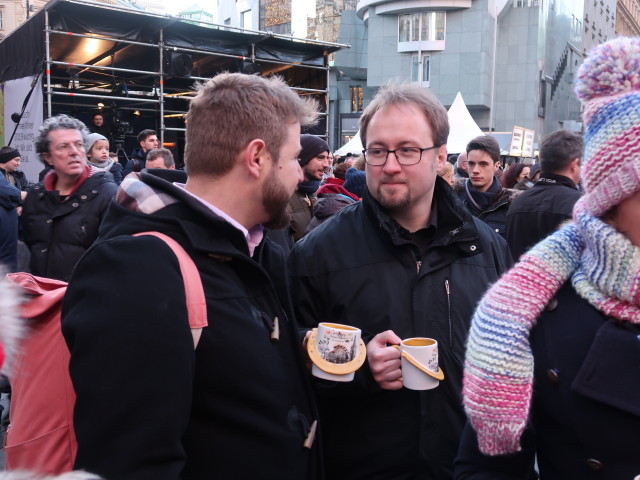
[438, 162, 454, 177]
[184, 73, 318, 177]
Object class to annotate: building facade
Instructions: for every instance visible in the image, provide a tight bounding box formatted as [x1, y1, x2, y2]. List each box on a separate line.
[616, 0, 640, 35]
[0, 0, 46, 41]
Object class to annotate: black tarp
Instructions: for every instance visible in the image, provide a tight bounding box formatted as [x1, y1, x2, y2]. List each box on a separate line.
[0, 0, 341, 83]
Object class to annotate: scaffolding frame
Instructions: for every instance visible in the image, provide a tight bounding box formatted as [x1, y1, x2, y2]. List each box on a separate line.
[38, 0, 347, 143]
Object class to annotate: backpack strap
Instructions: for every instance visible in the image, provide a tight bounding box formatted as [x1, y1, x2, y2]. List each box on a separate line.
[133, 231, 207, 347]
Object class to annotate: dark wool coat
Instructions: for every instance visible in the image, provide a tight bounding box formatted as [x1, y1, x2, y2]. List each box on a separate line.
[0, 176, 21, 272]
[20, 171, 116, 281]
[455, 282, 640, 480]
[289, 178, 512, 480]
[455, 179, 520, 240]
[506, 173, 582, 260]
[61, 169, 321, 480]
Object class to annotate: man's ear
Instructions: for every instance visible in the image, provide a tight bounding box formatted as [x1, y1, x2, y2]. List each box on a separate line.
[42, 152, 53, 166]
[494, 161, 501, 172]
[244, 139, 268, 179]
[435, 145, 448, 171]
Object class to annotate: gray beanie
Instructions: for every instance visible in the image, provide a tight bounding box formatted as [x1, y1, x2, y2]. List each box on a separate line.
[84, 132, 108, 153]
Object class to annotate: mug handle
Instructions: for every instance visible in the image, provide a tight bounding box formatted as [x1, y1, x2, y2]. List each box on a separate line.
[392, 345, 445, 381]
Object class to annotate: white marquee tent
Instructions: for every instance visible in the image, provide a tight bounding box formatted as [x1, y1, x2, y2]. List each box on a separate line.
[446, 92, 484, 154]
[334, 132, 363, 156]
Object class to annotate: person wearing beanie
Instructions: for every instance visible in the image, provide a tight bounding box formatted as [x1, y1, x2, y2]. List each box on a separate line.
[0, 146, 29, 196]
[85, 133, 123, 185]
[287, 133, 331, 241]
[456, 37, 640, 479]
[343, 167, 366, 199]
[454, 135, 519, 240]
[289, 83, 510, 480]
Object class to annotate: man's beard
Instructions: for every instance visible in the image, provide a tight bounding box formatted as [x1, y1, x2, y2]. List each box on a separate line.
[262, 170, 292, 230]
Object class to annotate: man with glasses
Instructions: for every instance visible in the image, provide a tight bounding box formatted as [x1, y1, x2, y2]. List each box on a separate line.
[289, 83, 511, 479]
[21, 114, 117, 281]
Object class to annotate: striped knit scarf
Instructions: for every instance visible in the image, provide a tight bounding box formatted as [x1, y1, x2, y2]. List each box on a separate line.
[462, 196, 640, 455]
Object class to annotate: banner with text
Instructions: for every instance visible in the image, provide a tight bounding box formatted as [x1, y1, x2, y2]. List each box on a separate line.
[3, 75, 44, 184]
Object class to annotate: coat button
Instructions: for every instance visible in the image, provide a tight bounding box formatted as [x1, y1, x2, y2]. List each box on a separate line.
[495, 228, 500, 233]
[72, 202, 79, 208]
[92, 190, 98, 194]
[546, 368, 560, 385]
[585, 458, 603, 470]
[545, 297, 558, 311]
[46, 219, 53, 224]
[469, 245, 477, 251]
[80, 195, 87, 200]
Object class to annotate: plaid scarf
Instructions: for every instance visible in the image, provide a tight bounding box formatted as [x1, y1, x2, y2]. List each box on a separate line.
[462, 196, 640, 455]
[116, 172, 178, 214]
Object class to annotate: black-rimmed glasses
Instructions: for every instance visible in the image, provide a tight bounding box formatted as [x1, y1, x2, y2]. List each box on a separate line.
[362, 145, 441, 166]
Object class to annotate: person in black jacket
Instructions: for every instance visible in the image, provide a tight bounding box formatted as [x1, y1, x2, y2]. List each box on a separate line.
[455, 136, 519, 239]
[122, 129, 159, 177]
[20, 115, 117, 282]
[62, 73, 322, 480]
[0, 146, 29, 195]
[456, 37, 640, 480]
[288, 83, 512, 480]
[506, 129, 583, 259]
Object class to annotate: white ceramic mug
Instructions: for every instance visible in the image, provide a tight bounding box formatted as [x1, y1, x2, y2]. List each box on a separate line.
[398, 337, 442, 390]
[312, 322, 362, 382]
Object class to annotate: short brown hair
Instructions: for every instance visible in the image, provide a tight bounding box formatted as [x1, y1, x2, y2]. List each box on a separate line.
[185, 73, 318, 177]
[539, 129, 583, 174]
[359, 83, 449, 148]
[467, 135, 501, 164]
[137, 129, 157, 143]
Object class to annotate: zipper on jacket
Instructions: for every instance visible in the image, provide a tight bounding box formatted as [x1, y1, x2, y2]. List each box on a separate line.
[445, 278, 452, 348]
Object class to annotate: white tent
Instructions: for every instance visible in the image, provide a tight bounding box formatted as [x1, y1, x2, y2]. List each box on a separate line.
[446, 92, 484, 154]
[334, 131, 363, 156]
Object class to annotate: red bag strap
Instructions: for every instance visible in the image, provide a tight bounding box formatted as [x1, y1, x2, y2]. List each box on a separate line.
[134, 232, 208, 345]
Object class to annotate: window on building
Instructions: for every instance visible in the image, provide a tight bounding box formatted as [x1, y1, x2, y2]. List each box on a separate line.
[241, 9, 253, 28]
[224, 17, 231, 25]
[514, 0, 539, 6]
[350, 86, 363, 112]
[0, 10, 3, 30]
[398, 12, 445, 44]
[411, 54, 430, 86]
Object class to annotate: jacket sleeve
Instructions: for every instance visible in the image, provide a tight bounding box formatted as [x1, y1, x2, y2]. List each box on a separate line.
[454, 422, 538, 480]
[61, 235, 195, 480]
[0, 179, 21, 209]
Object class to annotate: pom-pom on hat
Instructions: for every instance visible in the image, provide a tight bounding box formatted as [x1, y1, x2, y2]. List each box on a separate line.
[299, 134, 329, 167]
[84, 133, 108, 153]
[574, 36, 640, 217]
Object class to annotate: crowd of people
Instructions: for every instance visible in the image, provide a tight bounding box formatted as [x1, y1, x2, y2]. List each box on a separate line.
[0, 36, 638, 480]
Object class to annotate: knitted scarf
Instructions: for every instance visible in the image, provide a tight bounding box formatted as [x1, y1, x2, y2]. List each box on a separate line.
[463, 196, 640, 455]
[297, 180, 320, 195]
[464, 177, 502, 215]
[88, 158, 115, 171]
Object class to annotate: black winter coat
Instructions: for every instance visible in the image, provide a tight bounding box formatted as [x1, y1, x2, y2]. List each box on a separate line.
[0, 175, 21, 271]
[455, 282, 640, 479]
[506, 173, 582, 259]
[455, 181, 519, 240]
[20, 171, 116, 281]
[61, 169, 321, 480]
[289, 179, 512, 480]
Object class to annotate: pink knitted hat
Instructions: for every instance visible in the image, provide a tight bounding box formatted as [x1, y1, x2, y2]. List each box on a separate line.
[574, 36, 640, 217]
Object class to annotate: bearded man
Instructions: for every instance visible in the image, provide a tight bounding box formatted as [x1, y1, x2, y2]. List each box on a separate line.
[62, 73, 323, 480]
